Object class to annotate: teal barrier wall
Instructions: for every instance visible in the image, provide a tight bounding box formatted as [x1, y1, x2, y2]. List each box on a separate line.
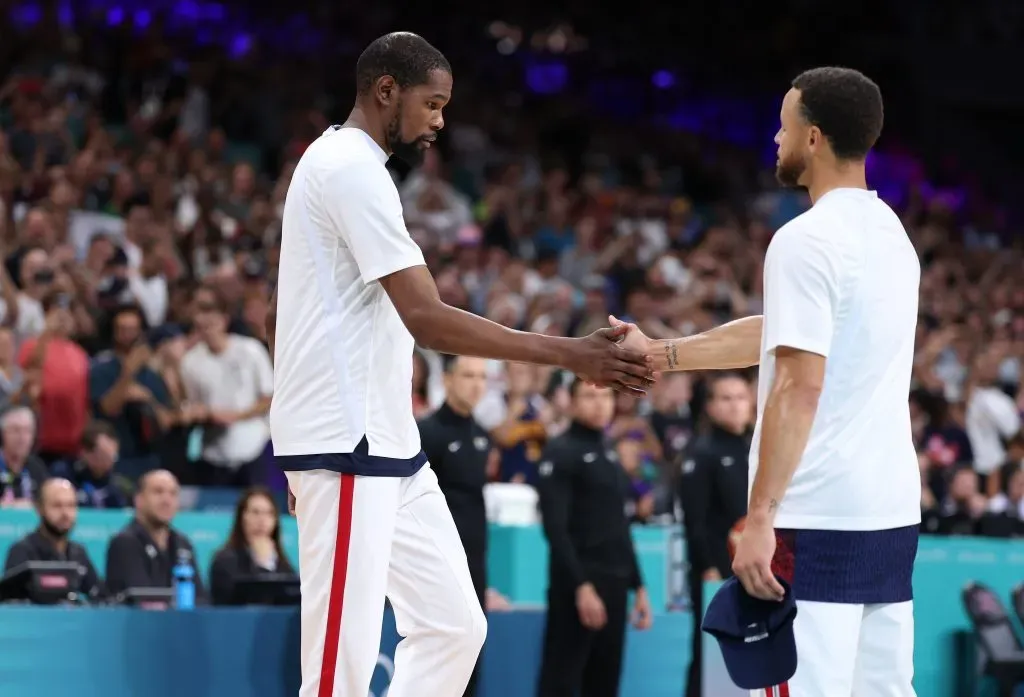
[0, 605, 689, 697]
[2, 509, 1021, 697]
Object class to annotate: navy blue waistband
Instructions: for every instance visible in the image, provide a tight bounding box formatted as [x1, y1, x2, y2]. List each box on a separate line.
[275, 436, 427, 477]
[771, 525, 919, 604]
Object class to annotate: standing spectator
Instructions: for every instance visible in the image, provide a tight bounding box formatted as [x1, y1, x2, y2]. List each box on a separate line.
[89, 305, 171, 479]
[209, 486, 296, 605]
[105, 469, 206, 600]
[0, 407, 48, 508]
[180, 284, 272, 486]
[64, 421, 133, 509]
[0, 326, 26, 411]
[146, 323, 204, 479]
[966, 349, 1021, 495]
[17, 292, 88, 469]
[483, 362, 549, 486]
[10, 246, 52, 340]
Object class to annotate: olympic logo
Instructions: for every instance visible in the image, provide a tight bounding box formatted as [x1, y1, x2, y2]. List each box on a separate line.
[368, 652, 395, 697]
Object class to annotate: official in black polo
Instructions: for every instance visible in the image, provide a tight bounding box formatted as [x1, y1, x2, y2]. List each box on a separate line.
[678, 372, 752, 697]
[418, 354, 492, 697]
[536, 379, 653, 697]
[2, 478, 103, 601]
[105, 469, 205, 601]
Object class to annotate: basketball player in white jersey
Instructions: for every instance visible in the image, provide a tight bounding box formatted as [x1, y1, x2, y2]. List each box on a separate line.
[614, 67, 920, 696]
[266, 32, 654, 697]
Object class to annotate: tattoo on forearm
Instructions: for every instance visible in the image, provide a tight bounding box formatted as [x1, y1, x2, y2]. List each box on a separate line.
[768, 498, 779, 511]
[665, 341, 679, 370]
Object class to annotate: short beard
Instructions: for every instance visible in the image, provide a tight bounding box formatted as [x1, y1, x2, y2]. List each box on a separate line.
[775, 154, 806, 189]
[386, 100, 425, 167]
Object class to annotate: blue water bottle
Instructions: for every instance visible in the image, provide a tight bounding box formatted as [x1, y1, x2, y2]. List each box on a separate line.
[173, 549, 196, 611]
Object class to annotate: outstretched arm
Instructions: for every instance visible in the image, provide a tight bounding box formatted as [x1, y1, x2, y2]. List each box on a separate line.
[320, 160, 654, 395]
[611, 314, 762, 372]
[382, 267, 653, 394]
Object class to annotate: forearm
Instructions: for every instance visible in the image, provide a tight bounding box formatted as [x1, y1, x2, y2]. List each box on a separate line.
[747, 381, 821, 526]
[651, 315, 762, 372]
[409, 303, 573, 367]
[235, 395, 272, 421]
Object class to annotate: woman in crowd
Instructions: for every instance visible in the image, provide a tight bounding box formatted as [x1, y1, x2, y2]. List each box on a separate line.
[209, 486, 296, 605]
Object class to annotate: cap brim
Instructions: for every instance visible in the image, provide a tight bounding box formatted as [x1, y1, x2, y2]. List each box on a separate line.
[714, 618, 797, 690]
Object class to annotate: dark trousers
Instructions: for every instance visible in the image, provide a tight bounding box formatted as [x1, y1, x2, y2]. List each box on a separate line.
[464, 550, 487, 697]
[536, 576, 629, 697]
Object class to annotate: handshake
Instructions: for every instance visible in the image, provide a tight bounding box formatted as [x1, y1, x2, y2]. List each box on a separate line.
[560, 314, 671, 397]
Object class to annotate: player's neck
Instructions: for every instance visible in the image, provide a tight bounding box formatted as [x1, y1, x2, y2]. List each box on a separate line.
[806, 161, 867, 205]
[344, 104, 390, 156]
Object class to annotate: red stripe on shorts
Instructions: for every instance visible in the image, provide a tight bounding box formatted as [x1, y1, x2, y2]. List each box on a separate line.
[764, 689, 772, 697]
[318, 473, 356, 697]
[778, 682, 790, 697]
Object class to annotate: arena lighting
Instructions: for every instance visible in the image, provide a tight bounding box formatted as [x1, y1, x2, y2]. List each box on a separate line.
[652, 70, 675, 89]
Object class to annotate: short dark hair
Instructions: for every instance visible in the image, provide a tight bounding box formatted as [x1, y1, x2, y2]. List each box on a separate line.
[193, 283, 229, 314]
[707, 372, 749, 399]
[791, 67, 883, 160]
[355, 32, 451, 96]
[442, 354, 459, 373]
[81, 420, 117, 451]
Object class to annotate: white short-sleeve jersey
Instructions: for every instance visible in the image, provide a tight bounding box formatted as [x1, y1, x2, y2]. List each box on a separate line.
[270, 127, 428, 476]
[750, 188, 922, 531]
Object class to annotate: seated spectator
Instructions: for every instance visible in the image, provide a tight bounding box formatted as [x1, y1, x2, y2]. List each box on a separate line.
[89, 304, 172, 479]
[936, 465, 988, 536]
[209, 486, 296, 605]
[17, 291, 89, 469]
[180, 284, 272, 486]
[0, 407, 48, 508]
[63, 421, 133, 509]
[979, 461, 1024, 538]
[104, 469, 206, 601]
[2, 478, 103, 601]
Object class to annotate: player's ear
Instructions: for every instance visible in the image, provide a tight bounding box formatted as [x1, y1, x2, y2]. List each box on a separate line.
[376, 76, 396, 107]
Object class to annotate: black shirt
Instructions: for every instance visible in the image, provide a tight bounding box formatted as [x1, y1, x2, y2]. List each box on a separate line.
[418, 402, 491, 556]
[678, 425, 751, 578]
[537, 421, 643, 591]
[3, 529, 103, 600]
[105, 519, 206, 601]
[209, 545, 297, 605]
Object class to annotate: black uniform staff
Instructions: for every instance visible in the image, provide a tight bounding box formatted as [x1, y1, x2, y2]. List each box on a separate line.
[678, 424, 750, 697]
[536, 420, 645, 697]
[418, 402, 491, 606]
[418, 399, 491, 697]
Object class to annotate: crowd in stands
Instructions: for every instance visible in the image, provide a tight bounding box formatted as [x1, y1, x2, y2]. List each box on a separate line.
[0, 9, 1023, 547]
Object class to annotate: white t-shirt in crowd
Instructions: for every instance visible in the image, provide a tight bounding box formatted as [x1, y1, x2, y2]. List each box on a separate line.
[181, 334, 274, 466]
[750, 188, 922, 531]
[966, 386, 1021, 474]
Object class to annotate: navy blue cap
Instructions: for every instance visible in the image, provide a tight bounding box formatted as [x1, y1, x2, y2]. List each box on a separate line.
[701, 576, 798, 690]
